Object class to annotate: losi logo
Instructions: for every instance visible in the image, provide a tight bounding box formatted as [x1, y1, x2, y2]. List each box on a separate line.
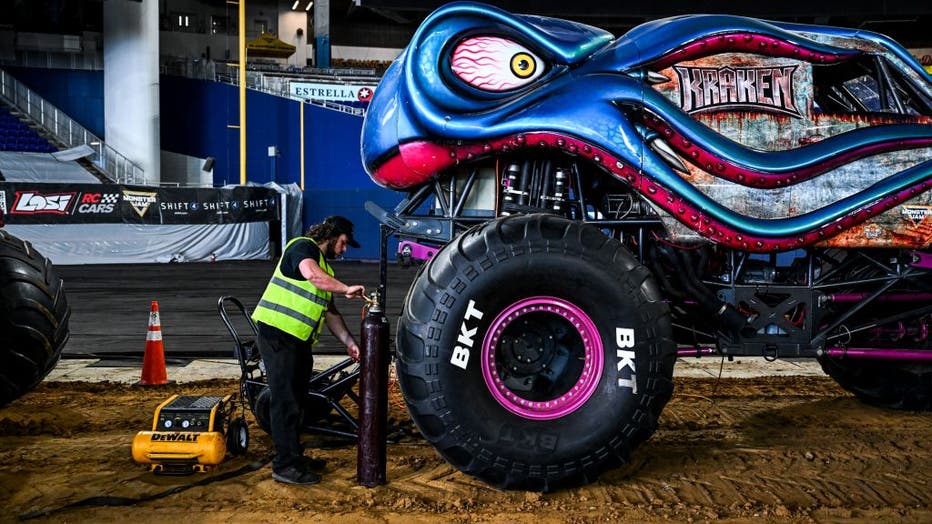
[76, 192, 119, 214]
[12, 191, 76, 215]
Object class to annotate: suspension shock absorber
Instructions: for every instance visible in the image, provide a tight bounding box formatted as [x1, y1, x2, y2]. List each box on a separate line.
[501, 163, 522, 215]
[517, 161, 531, 206]
[552, 168, 567, 213]
[538, 160, 552, 210]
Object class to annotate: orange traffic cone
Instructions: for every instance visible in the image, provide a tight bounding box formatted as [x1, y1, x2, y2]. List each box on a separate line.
[136, 300, 171, 386]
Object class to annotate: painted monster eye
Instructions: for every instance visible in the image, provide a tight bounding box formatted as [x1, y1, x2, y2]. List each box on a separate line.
[451, 36, 545, 92]
[510, 53, 536, 78]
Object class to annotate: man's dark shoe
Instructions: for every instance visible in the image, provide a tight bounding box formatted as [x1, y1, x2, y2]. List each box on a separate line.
[272, 465, 321, 485]
[298, 455, 328, 470]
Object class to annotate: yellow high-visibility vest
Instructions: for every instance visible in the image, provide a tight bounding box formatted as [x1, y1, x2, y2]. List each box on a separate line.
[252, 237, 333, 343]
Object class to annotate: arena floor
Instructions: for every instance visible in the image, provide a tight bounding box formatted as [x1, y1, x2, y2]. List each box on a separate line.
[3, 260, 931, 523]
[4, 373, 932, 523]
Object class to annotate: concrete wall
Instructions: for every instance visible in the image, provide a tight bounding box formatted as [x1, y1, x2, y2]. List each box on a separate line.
[104, 0, 160, 184]
[160, 150, 214, 187]
[278, 7, 309, 68]
[331, 45, 402, 63]
[159, 32, 239, 62]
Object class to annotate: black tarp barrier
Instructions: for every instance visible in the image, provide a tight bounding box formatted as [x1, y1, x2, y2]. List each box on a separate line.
[0, 183, 279, 225]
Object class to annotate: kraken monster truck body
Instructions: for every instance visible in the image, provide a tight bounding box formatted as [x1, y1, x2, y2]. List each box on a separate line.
[360, 2, 932, 490]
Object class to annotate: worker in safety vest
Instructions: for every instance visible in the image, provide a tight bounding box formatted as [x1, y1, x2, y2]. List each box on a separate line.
[252, 215, 365, 485]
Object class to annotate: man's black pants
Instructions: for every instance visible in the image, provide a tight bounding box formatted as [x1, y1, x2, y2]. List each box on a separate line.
[256, 323, 314, 472]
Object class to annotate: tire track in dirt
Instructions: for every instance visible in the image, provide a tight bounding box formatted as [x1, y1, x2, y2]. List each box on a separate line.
[570, 377, 932, 519]
[2, 376, 931, 523]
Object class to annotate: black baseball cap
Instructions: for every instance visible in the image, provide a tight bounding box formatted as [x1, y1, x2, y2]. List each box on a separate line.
[324, 215, 360, 248]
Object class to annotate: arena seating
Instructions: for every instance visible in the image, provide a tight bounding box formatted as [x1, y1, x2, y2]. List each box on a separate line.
[0, 106, 56, 153]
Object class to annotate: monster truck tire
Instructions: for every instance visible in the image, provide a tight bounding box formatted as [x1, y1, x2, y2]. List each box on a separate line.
[0, 230, 70, 407]
[396, 214, 676, 491]
[818, 357, 932, 411]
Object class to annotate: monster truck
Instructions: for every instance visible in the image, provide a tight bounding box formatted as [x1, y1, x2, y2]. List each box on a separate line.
[0, 208, 71, 407]
[360, 2, 932, 490]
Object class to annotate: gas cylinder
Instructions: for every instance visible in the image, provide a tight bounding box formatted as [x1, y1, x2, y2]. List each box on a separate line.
[357, 292, 390, 487]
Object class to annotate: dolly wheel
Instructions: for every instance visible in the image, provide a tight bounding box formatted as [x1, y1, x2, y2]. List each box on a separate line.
[227, 417, 249, 456]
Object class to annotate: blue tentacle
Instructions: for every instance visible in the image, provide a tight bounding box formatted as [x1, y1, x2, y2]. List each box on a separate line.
[605, 14, 858, 71]
[639, 88, 932, 174]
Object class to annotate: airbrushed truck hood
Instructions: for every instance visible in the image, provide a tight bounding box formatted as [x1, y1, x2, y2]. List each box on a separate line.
[361, 2, 932, 251]
[361, 1, 615, 188]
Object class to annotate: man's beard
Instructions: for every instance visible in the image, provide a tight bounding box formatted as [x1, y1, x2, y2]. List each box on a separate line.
[323, 243, 338, 259]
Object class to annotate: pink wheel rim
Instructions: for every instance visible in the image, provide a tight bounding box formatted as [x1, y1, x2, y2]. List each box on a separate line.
[481, 296, 604, 420]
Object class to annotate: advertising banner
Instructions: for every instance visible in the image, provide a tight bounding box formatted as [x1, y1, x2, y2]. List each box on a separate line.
[289, 81, 376, 103]
[0, 183, 279, 225]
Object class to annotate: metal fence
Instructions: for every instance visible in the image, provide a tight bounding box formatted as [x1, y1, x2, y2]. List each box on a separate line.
[0, 68, 144, 184]
[161, 56, 369, 117]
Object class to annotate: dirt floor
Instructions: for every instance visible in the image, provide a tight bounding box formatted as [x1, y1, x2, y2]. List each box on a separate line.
[2, 375, 931, 524]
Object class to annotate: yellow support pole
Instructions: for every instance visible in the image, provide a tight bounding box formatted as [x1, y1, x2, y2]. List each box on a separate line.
[238, 0, 246, 184]
[299, 102, 305, 191]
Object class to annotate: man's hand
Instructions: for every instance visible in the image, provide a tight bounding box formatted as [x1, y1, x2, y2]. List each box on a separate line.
[347, 343, 361, 362]
[344, 284, 365, 299]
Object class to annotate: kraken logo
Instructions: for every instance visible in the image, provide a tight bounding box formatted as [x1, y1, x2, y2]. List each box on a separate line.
[674, 64, 801, 118]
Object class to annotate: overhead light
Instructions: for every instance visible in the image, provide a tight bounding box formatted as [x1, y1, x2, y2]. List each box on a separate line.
[291, 0, 299, 9]
[305, 1, 313, 10]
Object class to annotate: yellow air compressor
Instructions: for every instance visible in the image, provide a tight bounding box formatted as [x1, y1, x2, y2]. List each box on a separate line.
[132, 394, 249, 474]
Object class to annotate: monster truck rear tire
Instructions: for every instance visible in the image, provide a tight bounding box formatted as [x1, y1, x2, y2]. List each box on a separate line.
[0, 231, 70, 407]
[818, 357, 932, 411]
[396, 214, 676, 491]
